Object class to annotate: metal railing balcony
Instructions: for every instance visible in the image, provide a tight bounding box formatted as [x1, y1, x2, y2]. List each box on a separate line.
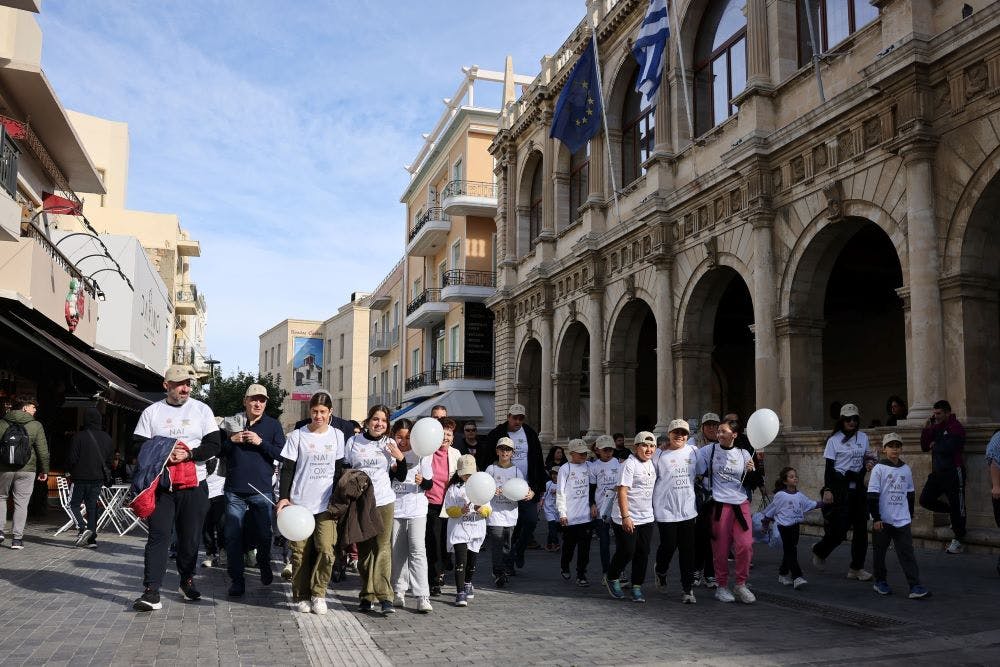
[440, 362, 493, 381]
[442, 269, 496, 289]
[404, 370, 438, 392]
[0, 130, 18, 199]
[369, 327, 399, 356]
[442, 180, 496, 200]
[406, 288, 442, 316]
[408, 207, 449, 242]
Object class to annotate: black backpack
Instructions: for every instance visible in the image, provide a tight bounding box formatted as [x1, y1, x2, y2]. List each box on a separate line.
[1, 419, 32, 467]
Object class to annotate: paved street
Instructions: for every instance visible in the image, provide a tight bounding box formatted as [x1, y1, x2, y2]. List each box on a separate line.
[1, 518, 999, 666]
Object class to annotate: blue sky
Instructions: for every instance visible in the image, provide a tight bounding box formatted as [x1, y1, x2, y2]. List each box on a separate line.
[36, 1, 582, 374]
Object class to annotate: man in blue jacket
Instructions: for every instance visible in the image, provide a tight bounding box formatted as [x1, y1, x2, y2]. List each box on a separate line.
[219, 383, 285, 596]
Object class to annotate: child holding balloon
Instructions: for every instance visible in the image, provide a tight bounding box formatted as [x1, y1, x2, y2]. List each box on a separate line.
[389, 419, 435, 613]
[444, 454, 491, 606]
[485, 437, 532, 587]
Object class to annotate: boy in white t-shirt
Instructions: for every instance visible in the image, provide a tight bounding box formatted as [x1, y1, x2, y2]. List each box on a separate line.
[605, 432, 658, 603]
[589, 435, 621, 576]
[557, 439, 595, 586]
[868, 433, 929, 599]
[486, 437, 531, 587]
[542, 467, 560, 551]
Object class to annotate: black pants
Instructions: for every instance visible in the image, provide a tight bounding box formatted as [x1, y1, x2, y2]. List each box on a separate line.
[452, 542, 478, 591]
[777, 523, 802, 578]
[487, 525, 514, 576]
[813, 485, 868, 570]
[993, 496, 1000, 527]
[560, 523, 592, 577]
[919, 468, 967, 539]
[655, 518, 696, 592]
[872, 523, 921, 586]
[425, 504, 447, 585]
[69, 480, 103, 535]
[513, 498, 540, 560]
[202, 495, 226, 556]
[609, 522, 653, 586]
[694, 503, 715, 578]
[143, 483, 209, 590]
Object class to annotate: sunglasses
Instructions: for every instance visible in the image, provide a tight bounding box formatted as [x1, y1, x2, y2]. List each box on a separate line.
[844, 416, 860, 423]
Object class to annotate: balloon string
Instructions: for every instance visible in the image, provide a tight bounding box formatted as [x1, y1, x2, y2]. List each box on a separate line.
[248, 483, 277, 507]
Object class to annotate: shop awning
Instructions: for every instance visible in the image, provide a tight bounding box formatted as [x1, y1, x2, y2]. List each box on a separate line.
[391, 390, 484, 421]
[0, 312, 151, 411]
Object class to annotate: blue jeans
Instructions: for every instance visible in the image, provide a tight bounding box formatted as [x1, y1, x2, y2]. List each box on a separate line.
[70, 480, 103, 534]
[224, 490, 273, 583]
[593, 519, 612, 573]
[513, 498, 540, 561]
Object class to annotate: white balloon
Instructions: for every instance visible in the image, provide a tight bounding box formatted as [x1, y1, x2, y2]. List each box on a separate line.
[501, 477, 529, 502]
[746, 408, 780, 450]
[465, 471, 496, 506]
[277, 505, 316, 542]
[410, 417, 444, 457]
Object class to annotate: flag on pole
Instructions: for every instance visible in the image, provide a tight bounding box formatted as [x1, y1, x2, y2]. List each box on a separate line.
[633, 0, 669, 107]
[549, 40, 603, 154]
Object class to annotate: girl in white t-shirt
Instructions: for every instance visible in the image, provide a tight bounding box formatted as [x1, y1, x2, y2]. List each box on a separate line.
[485, 437, 531, 587]
[652, 420, 699, 604]
[444, 454, 491, 607]
[276, 392, 345, 616]
[344, 404, 407, 615]
[761, 467, 832, 590]
[389, 419, 434, 613]
[606, 432, 658, 603]
[589, 435, 621, 576]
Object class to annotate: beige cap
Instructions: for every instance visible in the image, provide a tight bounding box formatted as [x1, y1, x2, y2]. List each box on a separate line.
[495, 436, 515, 450]
[882, 432, 903, 447]
[594, 434, 616, 450]
[567, 438, 590, 455]
[164, 364, 196, 383]
[457, 454, 478, 476]
[701, 412, 721, 425]
[840, 403, 860, 417]
[667, 419, 691, 434]
[508, 403, 527, 416]
[244, 383, 268, 399]
[633, 431, 656, 446]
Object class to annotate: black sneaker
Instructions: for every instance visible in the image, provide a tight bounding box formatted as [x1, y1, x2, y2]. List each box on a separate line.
[228, 582, 245, 597]
[430, 585, 442, 596]
[380, 600, 395, 615]
[654, 571, 667, 591]
[10, 538, 23, 550]
[359, 599, 373, 613]
[86, 537, 98, 549]
[576, 576, 590, 587]
[260, 566, 273, 586]
[560, 570, 571, 581]
[178, 578, 201, 601]
[133, 588, 162, 611]
[494, 573, 508, 588]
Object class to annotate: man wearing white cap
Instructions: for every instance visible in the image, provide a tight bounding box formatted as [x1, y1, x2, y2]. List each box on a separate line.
[483, 403, 545, 568]
[133, 365, 222, 611]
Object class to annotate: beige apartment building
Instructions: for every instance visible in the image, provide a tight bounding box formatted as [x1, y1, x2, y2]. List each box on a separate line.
[489, 0, 1000, 547]
[394, 61, 533, 426]
[59, 110, 209, 377]
[366, 258, 404, 411]
[322, 293, 371, 423]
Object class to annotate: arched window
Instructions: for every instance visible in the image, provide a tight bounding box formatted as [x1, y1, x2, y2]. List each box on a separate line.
[528, 161, 543, 250]
[622, 68, 655, 186]
[797, 1, 879, 67]
[694, 0, 747, 136]
[568, 144, 589, 226]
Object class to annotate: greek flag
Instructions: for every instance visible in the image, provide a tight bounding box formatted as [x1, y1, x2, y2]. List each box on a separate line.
[632, 0, 669, 106]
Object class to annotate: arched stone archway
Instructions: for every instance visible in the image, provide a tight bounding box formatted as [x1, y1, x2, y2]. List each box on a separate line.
[607, 298, 656, 436]
[516, 338, 543, 429]
[555, 321, 590, 439]
[780, 218, 905, 428]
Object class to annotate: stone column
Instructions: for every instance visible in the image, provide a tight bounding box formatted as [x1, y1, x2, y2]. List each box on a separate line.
[586, 290, 606, 439]
[653, 258, 675, 433]
[899, 142, 944, 420]
[775, 316, 825, 428]
[673, 342, 713, 422]
[541, 109, 557, 242]
[745, 0, 772, 90]
[538, 310, 555, 445]
[750, 211, 780, 412]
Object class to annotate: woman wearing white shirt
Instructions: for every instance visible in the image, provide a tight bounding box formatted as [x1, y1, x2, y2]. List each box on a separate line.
[652, 420, 699, 604]
[344, 404, 407, 615]
[389, 419, 434, 613]
[276, 392, 345, 615]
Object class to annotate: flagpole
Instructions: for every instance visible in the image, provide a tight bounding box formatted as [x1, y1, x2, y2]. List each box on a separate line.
[669, 0, 695, 142]
[590, 26, 622, 226]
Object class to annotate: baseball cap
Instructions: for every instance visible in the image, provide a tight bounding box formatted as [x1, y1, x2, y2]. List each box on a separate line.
[164, 364, 196, 383]
[882, 432, 903, 447]
[457, 454, 478, 476]
[567, 439, 590, 455]
[245, 383, 268, 399]
[840, 403, 860, 417]
[701, 413, 721, 425]
[508, 403, 527, 416]
[633, 431, 656, 446]
[496, 436, 515, 450]
[594, 434, 616, 450]
[668, 419, 691, 434]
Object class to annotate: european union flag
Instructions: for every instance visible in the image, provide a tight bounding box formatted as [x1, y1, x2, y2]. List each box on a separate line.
[549, 40, 603, 154]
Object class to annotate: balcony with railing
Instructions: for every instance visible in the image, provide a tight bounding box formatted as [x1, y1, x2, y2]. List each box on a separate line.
[404, 370, 438, 397]
[439, 361, 495, 391]
[404, 288, 449, 329]
[367, 389, 401, 409]
[441, 180, 497, 217]
[441, 269, 496, 303]
[369, 326, 399, 357]
[172, 344, 195, 366]
[0, 129, 20, 241]
[175, 283, 203, 315]
[406, 206, 451, 257]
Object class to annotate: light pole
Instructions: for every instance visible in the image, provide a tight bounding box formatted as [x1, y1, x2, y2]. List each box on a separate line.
[204, 357, 220, 410]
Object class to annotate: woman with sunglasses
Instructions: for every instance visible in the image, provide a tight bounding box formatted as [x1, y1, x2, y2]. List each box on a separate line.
[811, 403, 875, 581]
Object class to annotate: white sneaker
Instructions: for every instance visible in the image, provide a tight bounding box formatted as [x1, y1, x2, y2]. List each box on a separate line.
[714, 587, 735, 603]
[393, 594, 405, 608]
[281, 563, 294, 581]
[681, 591, 696, 604]
[792, 577, 808, 589]
[812, 553, 825, 570]
[201, 555, 214, 568]
[311, 597, 328, 615]
[417, 597, 433, 613]
[946, 539, 963, 554]
[294, 600, 311, 613]
[734, 584, 756, 604]
[847, 568, 873, 581]
[778, 574, 793, 586]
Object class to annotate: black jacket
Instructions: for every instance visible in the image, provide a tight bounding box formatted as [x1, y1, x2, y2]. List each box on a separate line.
[481, 421, 546, 496]
[67, 408, 114, 482]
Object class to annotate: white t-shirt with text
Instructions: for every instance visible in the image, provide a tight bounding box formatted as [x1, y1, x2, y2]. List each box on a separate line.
[867, 461, 915, 528]
[557, 461, 592, 525]
[508, 428, 529, 479]
[485, 463, 523, 527]
[279, 426, 345, 515]
[611, 455, 656, 526]
[589, 458, 621, 517]
[824, 431, 872, 477]
[762, 490, 822, 527]
[134, 398, 218, 482]
[393, 450, 433, 519]
[345, 434, 398, 507]
[696, 444, 751, 505]
[652, 444, 699, 523]
[444, 483, 488, 552]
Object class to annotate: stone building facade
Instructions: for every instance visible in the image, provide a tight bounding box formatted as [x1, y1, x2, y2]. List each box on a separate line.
[488, 0, 1000, 546]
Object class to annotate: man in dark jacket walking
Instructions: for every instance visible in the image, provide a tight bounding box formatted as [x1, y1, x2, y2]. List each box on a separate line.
[919, 399, 967, 554]
[219, 383, 285, 596]
[481, 403, 546, 568]
[66, 407, 113, 548]
[0, 395, 48, 550]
